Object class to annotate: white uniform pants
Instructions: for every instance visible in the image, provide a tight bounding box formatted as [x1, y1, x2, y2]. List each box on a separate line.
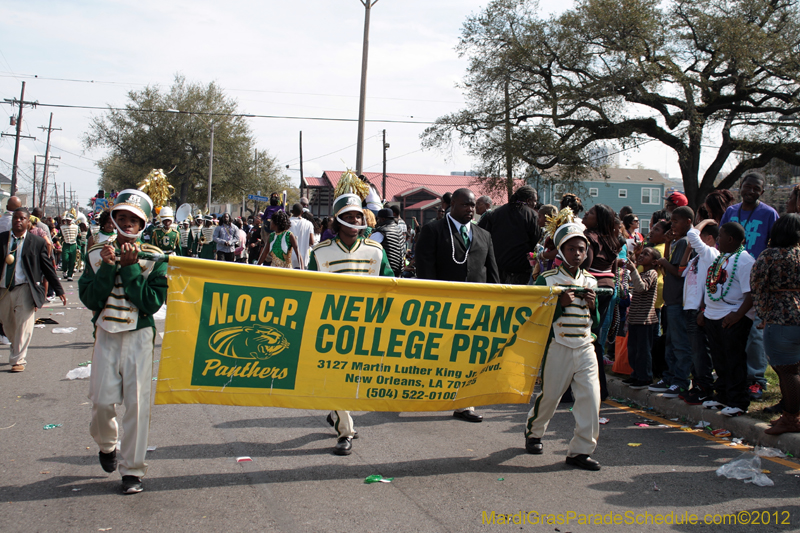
[329, 411, 355, 438]
[88, 326, 155, 478]
[525, 341, 600, 457]
[0, 285, 36, 367]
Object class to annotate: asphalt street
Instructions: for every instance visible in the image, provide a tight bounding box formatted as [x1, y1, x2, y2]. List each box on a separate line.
[0, 277, 798, 533]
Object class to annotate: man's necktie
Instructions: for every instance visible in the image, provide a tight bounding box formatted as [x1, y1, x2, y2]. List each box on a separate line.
[460, 225, 470, 248]
[5, 236, 17, 290]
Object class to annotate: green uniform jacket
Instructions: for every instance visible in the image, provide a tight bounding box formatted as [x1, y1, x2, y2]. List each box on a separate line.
[78, 241, 169, 331]
[152, 227, 182, 255]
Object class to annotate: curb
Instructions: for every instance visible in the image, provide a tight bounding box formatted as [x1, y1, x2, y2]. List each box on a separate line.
[606, 376, 800, 458]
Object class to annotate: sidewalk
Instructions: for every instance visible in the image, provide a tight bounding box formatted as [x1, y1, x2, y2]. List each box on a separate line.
[606, 376, 800, 458]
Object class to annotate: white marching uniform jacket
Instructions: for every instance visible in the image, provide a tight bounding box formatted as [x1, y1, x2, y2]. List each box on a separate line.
[311, 238, 385, 275]
[535, 266, 599, 348]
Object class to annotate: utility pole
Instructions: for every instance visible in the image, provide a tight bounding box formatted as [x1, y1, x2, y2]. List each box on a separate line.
[254, 149, 259, 216]
[355, 0, 379, 175]
[51, 179, 56, 215]
[382, 129, 389, 200]
[38, 113, 61, 210]
[1, 82, 38, 195]
[32, 159, 37, 208]
[299, 131, 304, 186]
[207, 123, 214, 214]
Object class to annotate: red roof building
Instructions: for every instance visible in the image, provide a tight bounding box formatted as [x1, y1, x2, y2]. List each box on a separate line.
[301, 171, 519, 226]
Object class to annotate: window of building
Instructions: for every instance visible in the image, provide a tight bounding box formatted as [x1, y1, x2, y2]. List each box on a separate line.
[640, 219, 650, 234]
[618, 189, 628, 198]
[641, 187, 661, 205]
[589, 188, 598, 197]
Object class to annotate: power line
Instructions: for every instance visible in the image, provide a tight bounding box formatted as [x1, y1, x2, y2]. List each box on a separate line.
[0, 72, 463, 104]
[12, 102, 435, 124]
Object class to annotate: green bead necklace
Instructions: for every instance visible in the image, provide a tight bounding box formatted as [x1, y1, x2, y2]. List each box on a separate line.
[705, 245, 745, 301]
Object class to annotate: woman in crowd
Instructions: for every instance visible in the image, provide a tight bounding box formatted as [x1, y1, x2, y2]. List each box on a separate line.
[703, 189, 736, 223]
[750, 214, 800, 434]
[560, 193, 584, 223]
[320, 217, 336, 242]
[363, 209, 377, 238]
[622, 214, 643, 245]
[261, 210, 303, 269]
[582, 204, 622, 399]
[233, 219, 248, 263]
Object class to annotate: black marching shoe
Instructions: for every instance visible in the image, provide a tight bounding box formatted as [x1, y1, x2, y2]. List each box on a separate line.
[565, 454, 601, 471]
[452, 410, 483, 423]
[325, 413, 358, 439]
[121, 475, 143, 494]
[525, 437, 543, 455]
[99, 450, 117, 473]
[333, 437, 352, 456]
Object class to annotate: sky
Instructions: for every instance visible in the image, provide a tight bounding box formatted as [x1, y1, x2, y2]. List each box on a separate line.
[0, 0, 698, 213]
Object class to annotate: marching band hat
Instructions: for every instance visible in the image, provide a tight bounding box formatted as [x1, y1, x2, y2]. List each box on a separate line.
[112, 189, 153, 225]
[332, 193, 363, 217]
[553, 222, 589, 255]
[159, 206, 174, 221]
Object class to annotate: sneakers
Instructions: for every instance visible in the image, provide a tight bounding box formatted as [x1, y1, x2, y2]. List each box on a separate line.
[748, 383, 763, 401]
[99, 450, 117, 473]
[628, 379, 652, 390]
[0, 335, 10, 346]
[622, 377, 637, 385]
[682, 387, 711, 406]
[648, 380, 670, 392]
[662, 385, 685, 398]
[720, 406, 746, 417]
[121, 475, 143, 494]
[703, 400, 726, 410]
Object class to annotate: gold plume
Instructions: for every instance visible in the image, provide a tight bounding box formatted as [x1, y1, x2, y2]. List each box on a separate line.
[333, 169, 369, 201]
[544, 207, 575, 237]
[138, 169, 174, 209]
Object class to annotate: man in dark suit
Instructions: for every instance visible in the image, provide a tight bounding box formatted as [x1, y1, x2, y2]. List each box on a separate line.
[0, 209, 66, 372]
[414, 188, 499, 422]
[416, 188, 499, 284]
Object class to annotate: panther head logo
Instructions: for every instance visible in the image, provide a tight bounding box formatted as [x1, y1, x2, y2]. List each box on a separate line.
[208, 325, 290, 361]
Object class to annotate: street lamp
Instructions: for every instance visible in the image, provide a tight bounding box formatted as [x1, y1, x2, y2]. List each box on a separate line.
[168, 109, 215, 214]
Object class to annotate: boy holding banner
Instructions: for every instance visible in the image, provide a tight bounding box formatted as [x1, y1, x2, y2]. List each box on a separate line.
[308, 193, 394, 455]
[78, 189, 168, 494]
[524, 222, 602, 471]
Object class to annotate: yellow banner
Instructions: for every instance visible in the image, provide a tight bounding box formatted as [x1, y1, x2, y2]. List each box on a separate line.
[155, 256, 558, 411]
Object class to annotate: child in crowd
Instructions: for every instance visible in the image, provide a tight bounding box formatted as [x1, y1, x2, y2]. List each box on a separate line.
[680, 219, 720, 405]
[650, 206, 694, 398]
[623, 247, 661, 389]
[700, 222, 755, 417]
